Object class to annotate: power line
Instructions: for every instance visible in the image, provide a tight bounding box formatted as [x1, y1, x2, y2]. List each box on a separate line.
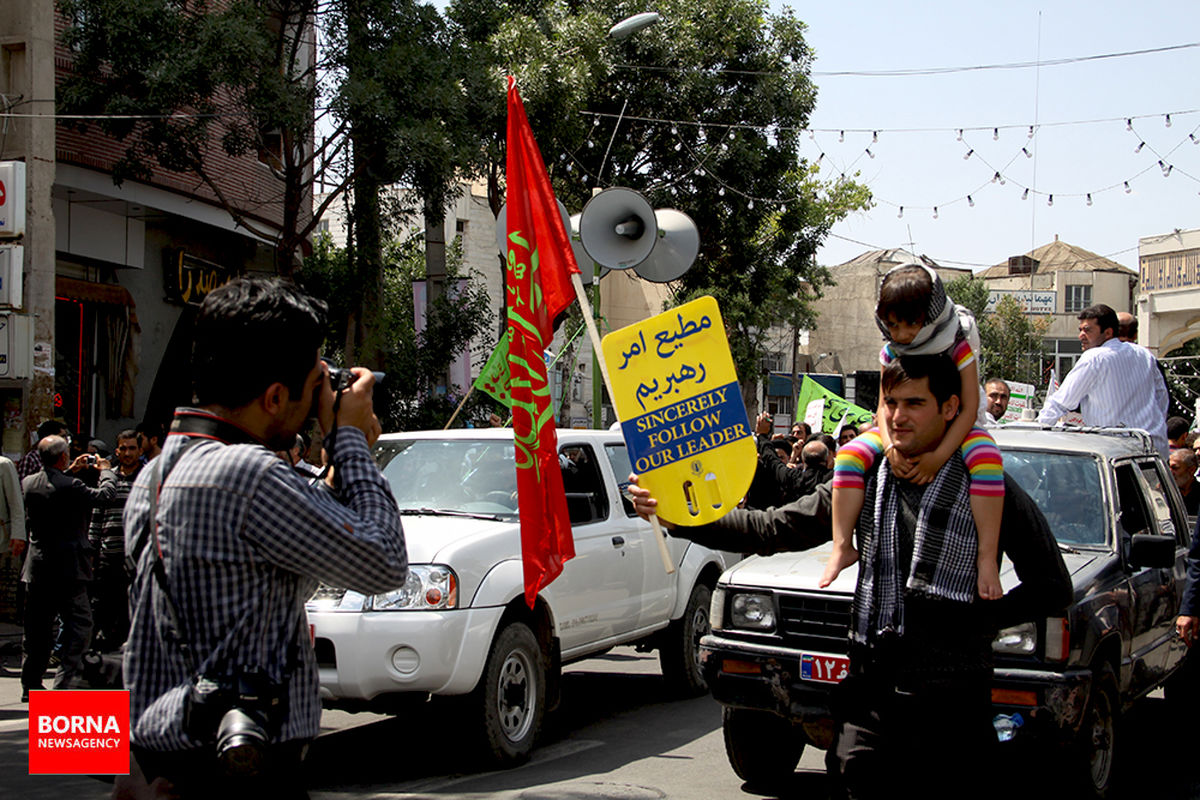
[614, 40, 1200, 79]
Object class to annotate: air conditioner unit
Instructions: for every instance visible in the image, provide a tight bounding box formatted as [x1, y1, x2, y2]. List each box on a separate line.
[0, 312, 33, 379]
[0, 161, 26, 238]
[0, 245, 23, 308]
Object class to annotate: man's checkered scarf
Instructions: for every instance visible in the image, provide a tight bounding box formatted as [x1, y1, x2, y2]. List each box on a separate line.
[851, 451, 979, 644]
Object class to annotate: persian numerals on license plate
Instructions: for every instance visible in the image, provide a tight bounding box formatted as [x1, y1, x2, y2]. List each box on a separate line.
[800, 652, 849, 684]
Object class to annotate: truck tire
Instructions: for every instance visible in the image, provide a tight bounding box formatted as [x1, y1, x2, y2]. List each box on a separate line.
[722, 707, 805, 790]
[659, 581, 711, 696]
[470, 621, 546, 766]
[1073, 664, 1119, 798]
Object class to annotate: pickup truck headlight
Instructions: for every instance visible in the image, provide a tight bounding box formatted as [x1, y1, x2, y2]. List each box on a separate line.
[992, 621, 1037, 655]
[368, 565, 458, 611]
[729, 592, 776, 632]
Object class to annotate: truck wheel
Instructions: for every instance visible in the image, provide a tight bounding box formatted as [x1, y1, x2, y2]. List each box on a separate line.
[659, 581, 711, 696]
[471, 621, 546, 767]
[1073, 665, 1119, 798]
[722, 707, 805, 790]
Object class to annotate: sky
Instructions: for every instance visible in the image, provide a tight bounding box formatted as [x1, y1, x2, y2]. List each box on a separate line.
[779, 0, 1200, 271]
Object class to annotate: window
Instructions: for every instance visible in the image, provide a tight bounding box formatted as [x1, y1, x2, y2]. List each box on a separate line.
[560, 444, 609, 524]
[1065, 285, 1092, 313]
[604, 444, 639, 518]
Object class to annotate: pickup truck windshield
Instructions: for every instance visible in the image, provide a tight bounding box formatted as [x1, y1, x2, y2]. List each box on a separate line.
[375, 439, 519, 518]
[1002, 449, 1107, 547]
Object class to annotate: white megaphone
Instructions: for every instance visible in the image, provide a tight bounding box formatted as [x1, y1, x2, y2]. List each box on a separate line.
[569, 213, 604, 285]
[496, 199, 594, 284]
[634, 209, 700, 283]
[578, 187, 658, 270]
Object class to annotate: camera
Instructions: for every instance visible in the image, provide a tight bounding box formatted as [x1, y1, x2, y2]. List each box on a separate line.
[183, 667, 286, 777]
[84, 454, 98, 466]
[322, 357, 385, 392]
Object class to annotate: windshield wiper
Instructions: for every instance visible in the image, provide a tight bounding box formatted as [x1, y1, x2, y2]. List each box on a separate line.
[399, 507, 506, 522]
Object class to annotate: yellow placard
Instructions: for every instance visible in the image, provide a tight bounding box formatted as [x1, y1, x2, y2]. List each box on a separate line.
[602, 296, 755, 526]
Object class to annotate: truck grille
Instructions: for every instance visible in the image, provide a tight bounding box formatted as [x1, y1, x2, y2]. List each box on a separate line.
[776, 592, 852, 654]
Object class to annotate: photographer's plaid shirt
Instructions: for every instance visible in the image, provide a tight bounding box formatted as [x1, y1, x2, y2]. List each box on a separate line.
[123, 422, 407, 751]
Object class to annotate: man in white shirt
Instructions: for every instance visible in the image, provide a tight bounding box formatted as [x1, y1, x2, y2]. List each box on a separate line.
[1038, 304, 1169, 457]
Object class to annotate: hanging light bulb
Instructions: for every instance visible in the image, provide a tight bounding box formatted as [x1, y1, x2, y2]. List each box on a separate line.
[1134, 141, 1144, 153]
[671, 125, 678, 135]
[1165, 114, 1172, 128]
[956, 129, 963, 142]
[1126, 118, 1133, 131]
[697, 167, 705, 176]
[721, 142, 728, 152]
[872, 131, 878, 143]
[1022, 147, 1032, 159]
[932, 207, 939, 219]
[747, 200, 754, 210]
[718, 187, 725, 197]
[1124, 181, 1132, 193]
[963, 149, 973, 160]
[674, 141, 681, 151]
[1086, 193, 1093, 206]
[816, 152, 824, 163]
[809, 129, 815, 139]
[838, 130, 844, 143]
[1047, 194, 1053, 206]
[1191, 133, 1199, 144]
[993, 127, 999, 140]
[592, 115, 600, 127]
[1163, 163, 1174, 177]
[991, 172, 1000, 183]
[1027, 125, 1034, 139]
[587, 140, 595, 148]
[1021, 188, 1029, 200]
[897, 206, 904, 219]
[865, 148, 875, 159]
[967, 195, 975, 207]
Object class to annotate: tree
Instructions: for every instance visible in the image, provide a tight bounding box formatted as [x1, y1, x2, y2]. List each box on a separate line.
[58, 0, 346, 274]
[300, 229, 496, 431]
[449, 0, 870, 393]
[946, 274, 1049, 387]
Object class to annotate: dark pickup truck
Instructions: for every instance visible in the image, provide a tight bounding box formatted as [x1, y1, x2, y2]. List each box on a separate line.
[702, 427, 1191, 798]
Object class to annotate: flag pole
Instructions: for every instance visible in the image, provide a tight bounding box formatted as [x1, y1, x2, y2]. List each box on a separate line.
[443, 385, 475, 430]
[570, 272, 675, 575]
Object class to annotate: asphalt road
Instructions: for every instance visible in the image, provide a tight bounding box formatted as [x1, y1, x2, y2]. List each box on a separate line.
[2, 637, 1199, 800]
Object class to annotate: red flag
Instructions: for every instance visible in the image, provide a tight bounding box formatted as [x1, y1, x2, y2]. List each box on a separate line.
[505, 77, 579, 607]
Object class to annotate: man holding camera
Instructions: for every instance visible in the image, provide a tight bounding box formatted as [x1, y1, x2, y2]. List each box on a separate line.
[121, 278, 408, 798]
[20, 435, 117, 700]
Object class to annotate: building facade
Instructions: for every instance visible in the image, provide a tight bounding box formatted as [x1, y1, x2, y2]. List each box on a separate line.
[977, 238, 1137, 377]
[1136, 227, 1200, 356]
[1, 5, 311, 459]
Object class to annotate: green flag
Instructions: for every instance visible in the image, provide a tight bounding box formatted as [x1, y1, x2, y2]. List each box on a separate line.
[474, 334, 512, 408]
[796, 376, 874, 434]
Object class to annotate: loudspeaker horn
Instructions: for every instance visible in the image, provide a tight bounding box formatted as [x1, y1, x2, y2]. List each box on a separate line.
[568, 213, 603, 285]
[634, 209, 700, 283]
[578, 187, 657, 270]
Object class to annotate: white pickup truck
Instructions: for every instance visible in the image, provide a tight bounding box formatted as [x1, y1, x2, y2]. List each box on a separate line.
[306, 427, 741, 765]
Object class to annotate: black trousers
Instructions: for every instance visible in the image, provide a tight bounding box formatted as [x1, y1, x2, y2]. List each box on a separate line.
[89, 560, 130, 651]
[826, 666, 998, 800]
[133, 741, 310, 800]
[21, 579, 93, 690]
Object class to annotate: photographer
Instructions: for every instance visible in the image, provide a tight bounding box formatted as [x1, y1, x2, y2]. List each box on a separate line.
[120, 278, 407, 799]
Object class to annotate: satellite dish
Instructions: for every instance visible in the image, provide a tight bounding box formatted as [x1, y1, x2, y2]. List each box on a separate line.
[495, 199, 573, 260]
[634, 209, 700, 283]
[578, 187, 657, 270]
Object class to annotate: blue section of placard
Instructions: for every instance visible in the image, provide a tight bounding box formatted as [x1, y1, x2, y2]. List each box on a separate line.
[621, 381, 751, 475]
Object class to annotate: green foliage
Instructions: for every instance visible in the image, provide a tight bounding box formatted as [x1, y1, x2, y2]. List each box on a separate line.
[946, 274, 1049, 387]
[1161, 337, 1200, 420]
[57, 0, 322, 269]
[450, 0, 871, 388]
[300, 231, 496, 431]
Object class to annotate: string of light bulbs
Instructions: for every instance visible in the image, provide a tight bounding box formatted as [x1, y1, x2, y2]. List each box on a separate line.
[574, 107, 1200, 216]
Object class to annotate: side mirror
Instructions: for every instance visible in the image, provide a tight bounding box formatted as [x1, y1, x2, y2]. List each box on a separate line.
[1129, 533, 1175, 569]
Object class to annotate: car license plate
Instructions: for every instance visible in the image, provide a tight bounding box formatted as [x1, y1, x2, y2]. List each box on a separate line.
[800, 652, 849, 684]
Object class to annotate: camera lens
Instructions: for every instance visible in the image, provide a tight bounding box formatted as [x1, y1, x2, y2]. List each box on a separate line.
[215, 708, 271, 777]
